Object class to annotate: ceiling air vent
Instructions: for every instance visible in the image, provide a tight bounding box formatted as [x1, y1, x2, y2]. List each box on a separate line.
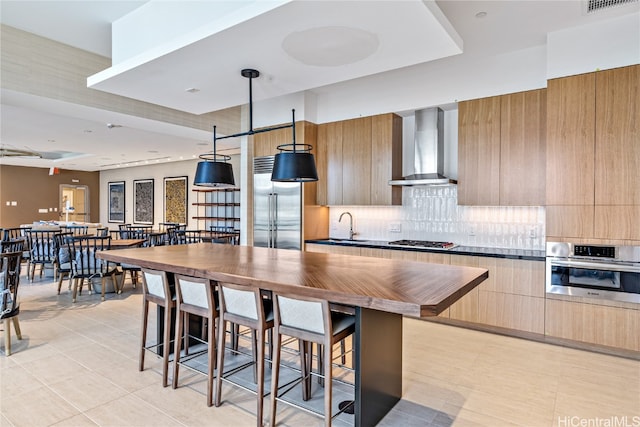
[586, 0, 638, 13]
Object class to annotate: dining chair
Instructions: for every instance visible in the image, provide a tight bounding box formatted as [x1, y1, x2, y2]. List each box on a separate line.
[1, 251, 23, 356]
[177, 230, 202, 245]
[172, 275, 219, 406]
[0, 238, 26, 254]
[67, 236, 118, 302]
[139, 268, 176, 387]
[26, 229, 59, 281]
[215, 282, 274, 426]
[118, 224, 132, 239]
[269, 294, 355, 427]
[61, 225, 89, 236]
[53, 232, 74, 295]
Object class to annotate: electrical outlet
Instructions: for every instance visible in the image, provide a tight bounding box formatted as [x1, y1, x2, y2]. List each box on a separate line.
[389, 223, 402, 233]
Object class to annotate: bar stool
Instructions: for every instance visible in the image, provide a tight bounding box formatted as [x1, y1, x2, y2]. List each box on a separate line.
[214, 282, 274, 427]
[269, 293, 355, 427]
[139, 268, 176, 387]
[172, 275, 219, 407]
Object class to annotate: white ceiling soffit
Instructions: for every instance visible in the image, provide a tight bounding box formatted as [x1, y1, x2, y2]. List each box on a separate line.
[87, 0, 463, 115]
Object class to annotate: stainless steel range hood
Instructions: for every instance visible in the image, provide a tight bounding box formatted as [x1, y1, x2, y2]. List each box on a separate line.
[389, 107, 456, 186]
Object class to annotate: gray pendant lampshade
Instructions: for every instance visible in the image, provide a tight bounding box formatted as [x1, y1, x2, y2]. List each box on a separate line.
[193, 160, 235, 187]
[271, 152, 318, 182]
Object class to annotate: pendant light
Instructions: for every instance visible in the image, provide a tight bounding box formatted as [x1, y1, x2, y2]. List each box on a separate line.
[271, 109, 318, 182]
[193, 125, 235, 187]
[194, 68, 317, 185]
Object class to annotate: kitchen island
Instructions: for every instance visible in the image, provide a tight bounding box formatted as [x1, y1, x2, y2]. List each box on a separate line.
[97, 243, 488, 426]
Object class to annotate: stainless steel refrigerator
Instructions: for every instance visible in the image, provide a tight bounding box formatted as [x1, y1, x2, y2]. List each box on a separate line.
[253, 156, 301, 250]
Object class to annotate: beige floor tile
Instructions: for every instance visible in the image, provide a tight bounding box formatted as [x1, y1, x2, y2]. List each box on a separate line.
[1, 412, 16, 427]
[1, 386, 81, 426]
[83, 392, 182, 426]
[50, 413, 99, 426]
[0, 364, 44, 396]
[47, 370, 130, 412]
[19, 353, 92, 386]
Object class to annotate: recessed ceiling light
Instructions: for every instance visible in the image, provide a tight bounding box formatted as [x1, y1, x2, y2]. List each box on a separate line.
[84, 130, 92, 133]
[185, 88, 200, 93]
[475, 11, 487, 18]
[197, 142, 208, 146]
[48, 139, 56, 143]
[148, 150, 159, 153]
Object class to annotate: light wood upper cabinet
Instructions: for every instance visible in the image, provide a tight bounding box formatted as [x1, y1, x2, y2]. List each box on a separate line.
[316, 113, 402, 206]
[594, 65, 640, 205]
[458, 96, 501, 205]
[546, 73, 596, 206]
[458, 89, 546, 206]
[254, 120, 314, 158]
[342, 117, 372, 205]
[500, 89, 546, 205]
[371, 114, 403, 206]
[546, 65, 639, 241]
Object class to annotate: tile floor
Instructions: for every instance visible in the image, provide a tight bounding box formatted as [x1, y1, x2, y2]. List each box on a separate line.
[1, 273, 639, 427]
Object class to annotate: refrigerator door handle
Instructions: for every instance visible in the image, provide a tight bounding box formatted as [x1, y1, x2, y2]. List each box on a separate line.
[273, 193, 278, 247]
[267, 193, 273, 248]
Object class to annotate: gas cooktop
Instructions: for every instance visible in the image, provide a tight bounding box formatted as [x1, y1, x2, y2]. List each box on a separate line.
[388, 240, 457, 250]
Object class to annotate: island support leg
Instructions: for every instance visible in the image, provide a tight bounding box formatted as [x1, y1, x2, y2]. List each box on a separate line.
[355, 308, 402, 426]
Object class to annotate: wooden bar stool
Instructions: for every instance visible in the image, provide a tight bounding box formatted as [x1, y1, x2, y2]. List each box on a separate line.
[172, 275, 219, 406]
[140, 268, 176, 387]
[214, 282, 274, 427]
[269, 293, 355, 427]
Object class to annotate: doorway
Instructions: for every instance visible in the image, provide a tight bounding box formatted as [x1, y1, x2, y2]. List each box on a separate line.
[60, 185, 89, 223]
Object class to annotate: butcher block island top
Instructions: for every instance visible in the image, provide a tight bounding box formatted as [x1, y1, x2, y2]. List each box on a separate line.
[98, 243, 488, 317]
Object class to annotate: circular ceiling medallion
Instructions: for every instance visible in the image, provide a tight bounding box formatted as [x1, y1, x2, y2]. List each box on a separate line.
[282, 26, 379, 67]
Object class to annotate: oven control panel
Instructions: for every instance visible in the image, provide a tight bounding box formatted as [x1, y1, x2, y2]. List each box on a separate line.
[574, 245, 616, 259]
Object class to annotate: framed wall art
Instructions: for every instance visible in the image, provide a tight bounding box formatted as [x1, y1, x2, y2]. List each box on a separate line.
[108, 181, 126, 223]
[133, 179, 154, 225]
[163, 176, 188, 225]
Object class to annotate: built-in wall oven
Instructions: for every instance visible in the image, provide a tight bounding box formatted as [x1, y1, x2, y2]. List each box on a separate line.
[546, 242, 640, 304]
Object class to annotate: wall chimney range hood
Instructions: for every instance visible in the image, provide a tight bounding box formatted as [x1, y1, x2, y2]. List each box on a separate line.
[389, 107, 456, 186]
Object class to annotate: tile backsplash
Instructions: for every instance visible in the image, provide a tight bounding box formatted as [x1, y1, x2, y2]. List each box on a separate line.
[328, 185, 545, 250]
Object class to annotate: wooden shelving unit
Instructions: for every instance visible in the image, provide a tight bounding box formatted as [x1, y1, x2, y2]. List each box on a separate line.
[192, 188, 240, 237]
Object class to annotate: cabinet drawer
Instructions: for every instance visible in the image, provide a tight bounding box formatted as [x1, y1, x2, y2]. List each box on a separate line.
[478, 291, 545, 334]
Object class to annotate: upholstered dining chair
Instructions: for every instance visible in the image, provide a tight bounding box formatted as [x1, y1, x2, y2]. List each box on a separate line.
[269, 293, 356, 427]
[172, 275, 219, 406]
[66, 236, 117, 302]
[53, 232, 74, 295]
[139, 268, 176, 387]
[1, 251, 23, 356]
[25, 229, 59, 281]
[215, 282, 274, 426]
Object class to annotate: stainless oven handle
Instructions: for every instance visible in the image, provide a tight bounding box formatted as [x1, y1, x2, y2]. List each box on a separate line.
[550, 259, 640, 273]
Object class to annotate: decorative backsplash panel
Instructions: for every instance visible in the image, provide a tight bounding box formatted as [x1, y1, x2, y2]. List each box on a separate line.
[329, 185, 545, 250]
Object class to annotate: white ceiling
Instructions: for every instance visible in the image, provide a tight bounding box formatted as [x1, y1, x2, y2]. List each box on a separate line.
[1, 0, 638, 171]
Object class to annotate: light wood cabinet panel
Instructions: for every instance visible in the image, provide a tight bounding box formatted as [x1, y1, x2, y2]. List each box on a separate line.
[317, 121, 343, 206]
[371, 113, 403, 205]
[414, 252, 451, 265]
[478, 291, 545, 334]
[500, 89, 546, 205]
[342, 117, 372, 205]
[448, 255, 479, 321]
[546, 205, 594, 240]
[595, 65, 640, 205]
[477, 257, 545, 297]
[458, 96, 501, 205]
[360, 248, 418, 261]
[317, 113, 402, 206]
[593, 205, 640, 240]
[545, 299, 640, 351]
[546, 73, 596, 205]
[305, 243, 361, 256]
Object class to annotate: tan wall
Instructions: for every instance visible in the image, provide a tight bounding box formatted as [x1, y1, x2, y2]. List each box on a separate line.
[0, 165, 100, 228]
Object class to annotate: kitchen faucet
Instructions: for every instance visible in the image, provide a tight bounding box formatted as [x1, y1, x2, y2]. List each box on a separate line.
[339, 211, 357, 240]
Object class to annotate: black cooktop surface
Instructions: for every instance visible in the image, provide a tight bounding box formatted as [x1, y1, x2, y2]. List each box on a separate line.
[388, 240, 457, 249]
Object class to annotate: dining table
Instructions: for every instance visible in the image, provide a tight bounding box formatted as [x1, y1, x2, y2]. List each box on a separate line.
[97, 243, 488, 426]
[108, 238, 147, 249]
